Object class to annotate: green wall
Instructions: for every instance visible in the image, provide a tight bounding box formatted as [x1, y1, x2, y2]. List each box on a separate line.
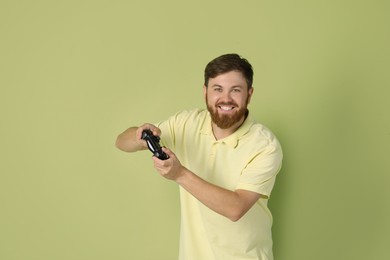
[1, 1, 389, 259]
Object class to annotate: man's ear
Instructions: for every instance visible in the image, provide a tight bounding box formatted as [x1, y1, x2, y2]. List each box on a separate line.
[203, 85, 207, 100]
[247, 87, 254, 104]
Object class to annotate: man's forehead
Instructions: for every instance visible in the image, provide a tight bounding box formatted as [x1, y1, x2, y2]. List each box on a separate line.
[209, 76, 247, 89]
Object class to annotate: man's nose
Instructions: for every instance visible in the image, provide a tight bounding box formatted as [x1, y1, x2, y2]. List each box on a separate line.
[220, 91, 233, 102]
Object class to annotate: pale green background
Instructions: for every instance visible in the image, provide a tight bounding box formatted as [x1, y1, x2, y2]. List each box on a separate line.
[1, 0, 389, 259]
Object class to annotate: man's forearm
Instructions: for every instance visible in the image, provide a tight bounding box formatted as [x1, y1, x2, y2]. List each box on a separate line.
[115, 127, 146, 152]
[175, 167, 260, 222]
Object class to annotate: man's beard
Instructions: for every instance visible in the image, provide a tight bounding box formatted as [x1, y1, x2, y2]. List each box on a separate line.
[206, 97, 249, 129]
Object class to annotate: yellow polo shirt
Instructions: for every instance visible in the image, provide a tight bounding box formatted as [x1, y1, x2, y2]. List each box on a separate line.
[157, 109, 283, 260]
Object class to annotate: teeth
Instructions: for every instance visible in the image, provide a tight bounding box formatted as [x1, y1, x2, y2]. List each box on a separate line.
[219, 106, 234, 111]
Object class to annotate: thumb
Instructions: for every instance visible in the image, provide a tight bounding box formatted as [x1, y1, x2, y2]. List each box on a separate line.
[162, 147, 175, 158]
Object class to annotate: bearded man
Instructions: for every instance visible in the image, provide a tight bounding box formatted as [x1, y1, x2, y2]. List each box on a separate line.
[115, 54, 283, 260]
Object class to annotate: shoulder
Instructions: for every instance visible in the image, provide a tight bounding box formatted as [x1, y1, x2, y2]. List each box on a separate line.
[245, 122, 282, 154]
[251, 123, 279, 144]
[173, 108, 207, 118]
[158, 109, 208, 147]
[168, 108, 208, 125]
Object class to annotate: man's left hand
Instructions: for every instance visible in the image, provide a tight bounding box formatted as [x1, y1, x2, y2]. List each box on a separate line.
[152, 147, 185, 181]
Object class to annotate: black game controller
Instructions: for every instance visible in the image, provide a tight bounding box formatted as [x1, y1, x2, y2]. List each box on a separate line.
[141, 129, 169, 160]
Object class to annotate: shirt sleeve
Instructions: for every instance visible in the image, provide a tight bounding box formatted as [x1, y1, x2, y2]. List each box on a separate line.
[155, 118, 176, 151]
[236, 142, 283, 198]
[155, 109, 196, 151]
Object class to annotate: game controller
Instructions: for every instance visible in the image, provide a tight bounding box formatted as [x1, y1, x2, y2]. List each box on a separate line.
[141, 129, 169, 160]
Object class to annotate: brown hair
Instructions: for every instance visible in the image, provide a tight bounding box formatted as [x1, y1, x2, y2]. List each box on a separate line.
[204, 53, 253, 89]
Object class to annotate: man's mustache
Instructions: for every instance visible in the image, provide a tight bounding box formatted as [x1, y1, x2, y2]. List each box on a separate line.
[215, 102, 238, 107]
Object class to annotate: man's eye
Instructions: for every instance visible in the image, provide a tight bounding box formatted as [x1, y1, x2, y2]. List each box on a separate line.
[214, 88, 222, 92]
[232, 88, 241, 92]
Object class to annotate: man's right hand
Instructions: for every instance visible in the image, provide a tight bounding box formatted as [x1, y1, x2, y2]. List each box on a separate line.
[136, 123, 161, 141]
[115, 123, 161, 153]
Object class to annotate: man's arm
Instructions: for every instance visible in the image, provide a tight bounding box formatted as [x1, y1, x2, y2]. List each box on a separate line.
[115, 124, 161, 152]
[178, 168, 261, 222]
[117, 126, 263, 221]
[153, 148, 262, 222]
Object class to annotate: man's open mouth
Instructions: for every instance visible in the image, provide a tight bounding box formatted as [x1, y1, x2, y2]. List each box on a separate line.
[218, 105, 235, 111]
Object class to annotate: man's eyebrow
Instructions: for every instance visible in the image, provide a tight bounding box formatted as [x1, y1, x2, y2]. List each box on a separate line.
[211, 84, 244, 88]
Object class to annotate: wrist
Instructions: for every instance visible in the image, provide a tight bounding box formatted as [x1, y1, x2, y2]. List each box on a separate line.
[175, 166, 189, 184]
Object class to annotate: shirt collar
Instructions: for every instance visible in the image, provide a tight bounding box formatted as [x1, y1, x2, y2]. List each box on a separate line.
[200, 111, 254, 148]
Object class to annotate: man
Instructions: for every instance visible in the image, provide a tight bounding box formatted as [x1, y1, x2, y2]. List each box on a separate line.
[115, 54, 283, 260]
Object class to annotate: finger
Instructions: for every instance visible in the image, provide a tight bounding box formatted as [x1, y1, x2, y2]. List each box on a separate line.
[152, 154, 165, 165]
[151, 127, 161, 137]
[142, 124, 161, 137]
[137, 124, 155, 139]
[136, 127, 144, 140]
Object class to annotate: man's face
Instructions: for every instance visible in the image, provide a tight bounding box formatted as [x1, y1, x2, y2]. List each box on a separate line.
[204, 70, 254, 129]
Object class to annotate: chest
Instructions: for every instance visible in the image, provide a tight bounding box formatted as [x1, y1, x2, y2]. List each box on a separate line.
[177, 134, 255, 190]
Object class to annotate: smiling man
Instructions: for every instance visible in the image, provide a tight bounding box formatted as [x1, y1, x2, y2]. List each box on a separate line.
[116, 54, 283, 260]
